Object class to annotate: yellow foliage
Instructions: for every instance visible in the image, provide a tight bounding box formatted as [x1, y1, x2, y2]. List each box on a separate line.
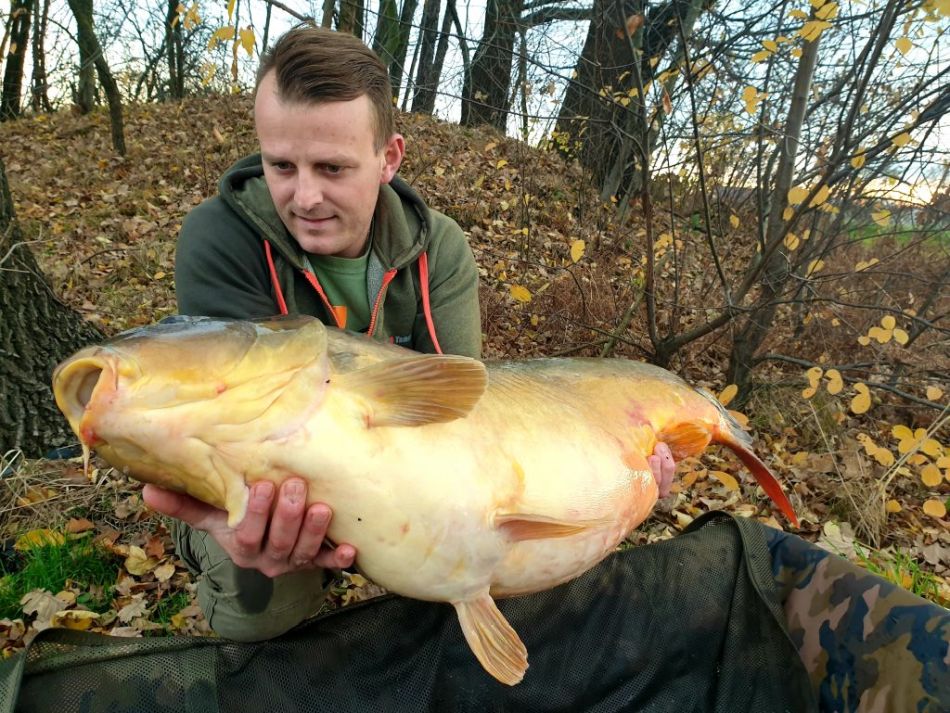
[851, 152, 866, 169]
[509, 285, 532, 303]
[51, 610, 99, 631]
[851, 383, 871, 414]
[710, 470, 740, 491]
[718, 384, 739, 406]
[799, 20, 832, 42]
[892, 132, 912, 148]
[570, 240, 585, 263]
[922, 500, 946, 518]
[921, 464, 943, 487]
[729, 215, 740, 228]
[825, 369, 843, 395]
[14, 529, 66, 552]
[787, 186, 808, 205]
[885, 499, 902, 513]
[895, 36, 912, 55]
[926, 386, 943, 401]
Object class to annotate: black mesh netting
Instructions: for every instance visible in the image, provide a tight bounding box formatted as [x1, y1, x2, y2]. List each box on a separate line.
[0, 514, 816, 713]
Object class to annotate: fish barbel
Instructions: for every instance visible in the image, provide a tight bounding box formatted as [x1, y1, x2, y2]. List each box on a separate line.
[52, 315, 797, 685]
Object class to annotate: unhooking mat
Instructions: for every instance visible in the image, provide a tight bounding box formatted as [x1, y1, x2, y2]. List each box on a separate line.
[1, 513, 947, 712]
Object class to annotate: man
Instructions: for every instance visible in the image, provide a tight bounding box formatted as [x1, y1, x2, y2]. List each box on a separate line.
[141, 23, 680, 643]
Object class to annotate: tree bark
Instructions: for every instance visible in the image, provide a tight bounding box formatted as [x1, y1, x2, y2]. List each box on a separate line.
[1, 0, 31, 120]
[67, 0, 126, 155]
[461, 0, 523, 130]
[71, 0, 95, 113]
[410, 0, 442, 114]
[30, 0, 51, 112]
[0, 158, 103, 457]
[337, 0, 364, 38]
[165, 0, 185, 99]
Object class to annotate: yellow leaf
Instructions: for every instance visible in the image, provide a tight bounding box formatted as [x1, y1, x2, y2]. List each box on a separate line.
[15, 529, 66, 552]
[892, 424, 914, 441]
[570, 240, 586, 263]
[799, 20, 832, 42]
[787, 186, 808, 205]
[851, 383, 871, 414]
[509, 285, 532, 303]
[806, 259, 825, 277]
[892, 132, 911, 148]
[825, 369, 843, 395]
[926, 386, 943, 401]
[784, 232, 800, 251]
[125, 546, 158, 576]
[783, 206, 795, 221]
[873, 448, 895, 467]
[815, 2, 839, 20]
[810, 184, 831, 206]
[718, 384, 739, 407]
[885, 499, 902, 513]
[495, 159, 508, 169]
[802, 385, 818, 399]
[227, 0, 236, 21]
[880, 315, 896, 330]
[154, 562, 177, 582]
[872, 209, 891, 227]
[791, 47, 803, 58]
[922, 439, 942, 457]
[762, 39, 779, 52]
[851, 152, 866, 169]
[728, 410, 749, 428]
[892, 328, 908, 345]
[895, 37, 912, 55]
[789, 9, 808, 19]
[921, 464, 943, 487]
[729, 215, 740, 228]
[662, 89, 672, 116]
[239, 26, 255, 56]
[868, 326, 891, 344]
[710, 470, 740, 491]
[51, 610, 99, 631]
[208, 26, 235, 50]
[752, 50, 772, 63]
[922, 500, 946, 519]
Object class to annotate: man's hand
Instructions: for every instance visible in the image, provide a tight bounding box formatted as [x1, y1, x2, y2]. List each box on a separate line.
[648, 442, 676, 498]
[142, 478, 356, 578]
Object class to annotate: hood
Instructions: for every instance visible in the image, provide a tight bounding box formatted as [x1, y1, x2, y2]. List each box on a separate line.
[217, 154, 433, 272]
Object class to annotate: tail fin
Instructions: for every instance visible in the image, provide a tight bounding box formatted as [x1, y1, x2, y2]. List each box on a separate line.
[696, 389, 800, 528]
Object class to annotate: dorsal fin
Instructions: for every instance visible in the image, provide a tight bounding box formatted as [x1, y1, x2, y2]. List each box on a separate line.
[342, 355, 488, 427]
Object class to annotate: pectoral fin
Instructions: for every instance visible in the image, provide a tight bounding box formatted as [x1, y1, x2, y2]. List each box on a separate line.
[657, 421, 713, 460]
[342, 355, 488, 427]
[453, 592, 528, 685]
[494, 512, 613, 541]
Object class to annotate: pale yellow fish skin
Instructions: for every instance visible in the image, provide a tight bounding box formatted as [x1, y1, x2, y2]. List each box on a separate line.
[52, 315, 752, 683]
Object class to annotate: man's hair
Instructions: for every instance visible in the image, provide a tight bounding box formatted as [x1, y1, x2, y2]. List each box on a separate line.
[256, 25, 395, 151]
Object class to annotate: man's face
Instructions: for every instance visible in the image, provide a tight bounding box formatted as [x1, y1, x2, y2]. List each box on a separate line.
[254, 71, 404, 258]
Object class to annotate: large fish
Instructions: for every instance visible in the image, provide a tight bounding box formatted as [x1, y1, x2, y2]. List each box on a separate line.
[53, 315, 797, 685]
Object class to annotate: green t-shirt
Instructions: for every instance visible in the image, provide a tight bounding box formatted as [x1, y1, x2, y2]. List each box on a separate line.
[304, 250, 371, 332]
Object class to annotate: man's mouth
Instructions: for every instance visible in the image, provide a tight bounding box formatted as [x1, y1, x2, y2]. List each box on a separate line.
[295, 213, 334, 226]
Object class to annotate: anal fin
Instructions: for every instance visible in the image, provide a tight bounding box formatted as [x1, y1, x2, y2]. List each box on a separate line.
[453, 592, 528, 685]
[657, 421, 713, 460]
[494, 512, 613, 541]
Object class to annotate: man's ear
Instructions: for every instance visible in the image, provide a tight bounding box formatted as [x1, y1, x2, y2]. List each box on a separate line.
[379, 134, 405, 184]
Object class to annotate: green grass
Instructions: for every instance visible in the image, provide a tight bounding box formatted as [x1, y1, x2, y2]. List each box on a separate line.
[0, 536, 117, 619]
[854, 545, 942, 603]
[152, 590, 190, 627]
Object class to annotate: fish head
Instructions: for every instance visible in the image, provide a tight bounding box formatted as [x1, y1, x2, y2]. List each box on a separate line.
[52, 315, 330, 525]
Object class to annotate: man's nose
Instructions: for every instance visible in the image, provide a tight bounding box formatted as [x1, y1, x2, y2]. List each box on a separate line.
[294, 171, 323, 210]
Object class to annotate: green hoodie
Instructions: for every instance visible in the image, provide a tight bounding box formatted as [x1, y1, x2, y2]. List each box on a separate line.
[175, 154, 481, 358]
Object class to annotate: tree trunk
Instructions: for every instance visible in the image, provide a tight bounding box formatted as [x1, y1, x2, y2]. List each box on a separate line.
[337, 0, 364, 38]
[165, 0, 184, 99]
[29, 0, 51, 113]
[410, 0, 441, 114]
[555, 0, 706, 198]
[726, 18, 823, 398]
[461, 0, 523, 130]
[0, 158, 103, 457]
[71, 0, 95, 113]
[1, 0, 31, 121]
[388, 0, 420, 97]
[67, 0, 126, 155]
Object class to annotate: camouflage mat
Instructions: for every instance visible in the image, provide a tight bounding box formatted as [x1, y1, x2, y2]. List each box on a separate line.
[0, 514, 945, 712]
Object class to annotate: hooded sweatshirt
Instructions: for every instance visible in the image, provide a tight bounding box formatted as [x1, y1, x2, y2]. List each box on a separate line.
[175, 154, 481, 358]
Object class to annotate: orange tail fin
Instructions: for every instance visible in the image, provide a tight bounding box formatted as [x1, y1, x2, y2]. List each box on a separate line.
[660, 391, 799, 528]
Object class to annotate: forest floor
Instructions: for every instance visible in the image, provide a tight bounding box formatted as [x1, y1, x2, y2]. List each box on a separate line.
[1, 96, 947, 653]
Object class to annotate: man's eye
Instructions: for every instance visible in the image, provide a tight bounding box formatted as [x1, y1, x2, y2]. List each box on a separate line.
[272, 162, 292, 171]
[323, 164, 343, 174]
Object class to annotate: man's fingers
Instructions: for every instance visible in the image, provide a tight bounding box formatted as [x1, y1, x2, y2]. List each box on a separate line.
[263, 479, 307, 561]
[314, 543, 356, 570]
[142, 484, 227, 532]
[290, 504, 331, 566]
[233, 481, 275, 557]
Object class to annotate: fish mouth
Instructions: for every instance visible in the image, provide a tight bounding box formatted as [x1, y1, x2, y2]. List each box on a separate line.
[53, 352, 116, 446]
